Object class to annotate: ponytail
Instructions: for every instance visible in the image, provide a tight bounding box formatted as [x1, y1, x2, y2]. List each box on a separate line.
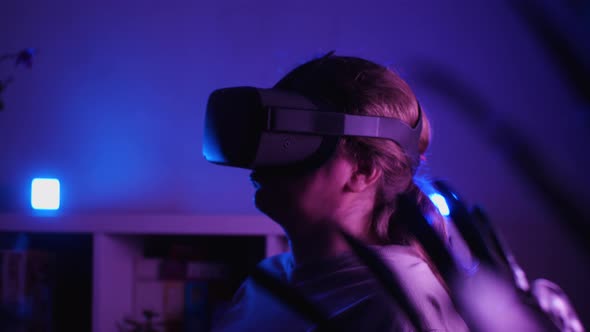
[387, 180, 450, 291]
[386, 180, 448, 245]
[407, 180, 448, 240]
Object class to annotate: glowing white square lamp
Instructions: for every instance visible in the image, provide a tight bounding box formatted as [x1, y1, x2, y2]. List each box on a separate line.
[31, 178, 60, 210]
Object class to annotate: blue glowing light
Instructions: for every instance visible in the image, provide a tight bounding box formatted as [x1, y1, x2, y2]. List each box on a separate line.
[429, 193, 450, 217]
[31, 178, 60, 210]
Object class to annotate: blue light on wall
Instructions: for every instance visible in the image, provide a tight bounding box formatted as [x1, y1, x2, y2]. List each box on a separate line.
[31, 178, 60, 210]
[429, 193, 450, 217]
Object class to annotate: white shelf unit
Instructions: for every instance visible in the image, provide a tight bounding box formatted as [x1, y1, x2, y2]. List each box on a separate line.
[0, 214, 288, 332]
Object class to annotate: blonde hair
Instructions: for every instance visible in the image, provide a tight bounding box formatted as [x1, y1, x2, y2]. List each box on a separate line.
[275, 54, 447, 244]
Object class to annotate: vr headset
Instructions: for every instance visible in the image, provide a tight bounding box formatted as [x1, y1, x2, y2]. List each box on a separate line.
[203, 87, 423, 173]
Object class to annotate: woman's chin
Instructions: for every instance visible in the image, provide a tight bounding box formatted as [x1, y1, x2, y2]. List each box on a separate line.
[253, 187, 272, 214]
[253, 188, 287, 225]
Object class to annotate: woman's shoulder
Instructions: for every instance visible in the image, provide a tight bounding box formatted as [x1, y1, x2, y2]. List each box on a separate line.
[372, 244, 469, 331]
[371, 245, 437, 285]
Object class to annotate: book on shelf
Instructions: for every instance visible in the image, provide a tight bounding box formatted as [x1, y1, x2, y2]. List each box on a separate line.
[135, 258, 230, 281]
[133, 280, 184, 332]
[0, 249, 55, 332]
[184, 280, 209, 332]
[131, 257, 233, 332]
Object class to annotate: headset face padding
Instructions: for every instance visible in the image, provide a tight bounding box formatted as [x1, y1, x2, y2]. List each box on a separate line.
[203, 87, 266, 169]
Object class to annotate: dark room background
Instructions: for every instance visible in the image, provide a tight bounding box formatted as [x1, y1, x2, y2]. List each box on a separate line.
[1, 0, 588, 328]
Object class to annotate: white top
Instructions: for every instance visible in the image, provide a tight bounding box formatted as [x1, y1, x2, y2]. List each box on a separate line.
[212, 245, 468, 331]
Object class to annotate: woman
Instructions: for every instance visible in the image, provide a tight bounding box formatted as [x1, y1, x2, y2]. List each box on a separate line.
[211, 54, 468, 331]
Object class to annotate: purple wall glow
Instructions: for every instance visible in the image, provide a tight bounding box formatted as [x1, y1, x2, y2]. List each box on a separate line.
[1, 0, 588, 324]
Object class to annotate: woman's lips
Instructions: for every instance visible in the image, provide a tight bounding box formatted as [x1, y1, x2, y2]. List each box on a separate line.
[250, 171, 278, 188]
[250, 169, 290, 188]
[249, 171, 262, 188]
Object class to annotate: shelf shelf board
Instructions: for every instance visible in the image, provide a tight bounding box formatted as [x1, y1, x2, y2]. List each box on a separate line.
[0, 213, 284, 235]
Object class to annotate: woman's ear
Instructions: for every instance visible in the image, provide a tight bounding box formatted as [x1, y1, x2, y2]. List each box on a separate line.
[346, 162, 382, 193]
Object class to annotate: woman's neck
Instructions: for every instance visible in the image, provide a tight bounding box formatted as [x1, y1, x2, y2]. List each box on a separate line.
[288, 231, 347, 266]
[285, 219, 380, 266]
